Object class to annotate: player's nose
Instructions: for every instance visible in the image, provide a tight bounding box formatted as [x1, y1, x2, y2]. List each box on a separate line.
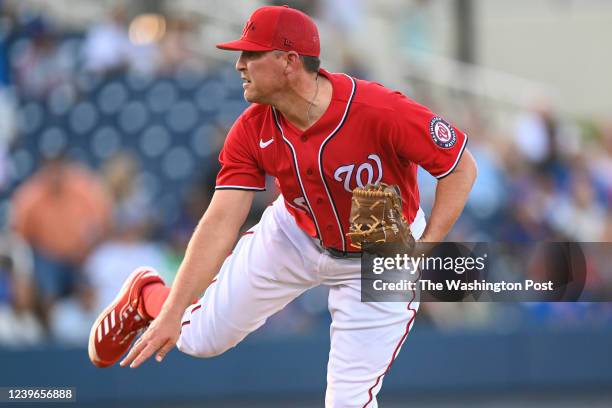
[235, 53, 247, 72]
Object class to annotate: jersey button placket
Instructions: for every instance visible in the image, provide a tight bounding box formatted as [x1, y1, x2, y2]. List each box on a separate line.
[306, 168, 313, 176]
[300, 135, 307, 142]
[316, 198, 323, 205]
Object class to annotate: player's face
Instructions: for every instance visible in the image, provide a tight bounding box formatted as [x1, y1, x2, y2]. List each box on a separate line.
[235, 51, 287, 104]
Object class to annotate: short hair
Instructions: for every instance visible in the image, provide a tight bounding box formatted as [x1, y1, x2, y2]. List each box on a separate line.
[273, 50, 320, 73]
[301, 55, 320, 73]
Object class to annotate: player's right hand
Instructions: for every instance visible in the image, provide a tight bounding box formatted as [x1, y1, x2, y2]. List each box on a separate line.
[119, 309, 182, 368]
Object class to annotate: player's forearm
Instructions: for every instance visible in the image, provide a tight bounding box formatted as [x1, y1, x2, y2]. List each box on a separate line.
[420, 150, 477, 242]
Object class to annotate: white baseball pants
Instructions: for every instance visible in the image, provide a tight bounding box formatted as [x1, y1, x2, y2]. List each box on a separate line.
[177, 196, 425, 407]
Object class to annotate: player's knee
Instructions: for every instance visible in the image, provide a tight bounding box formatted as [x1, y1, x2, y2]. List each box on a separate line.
[177, 336, 236, 359]
[195, 342, 234, 358]
[177, 341, 218, 358]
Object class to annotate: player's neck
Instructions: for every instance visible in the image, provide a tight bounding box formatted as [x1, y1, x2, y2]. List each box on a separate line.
[273, 73, 332, 132]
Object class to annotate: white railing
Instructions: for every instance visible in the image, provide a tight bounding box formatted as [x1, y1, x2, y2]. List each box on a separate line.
[400, 50, 560, 111]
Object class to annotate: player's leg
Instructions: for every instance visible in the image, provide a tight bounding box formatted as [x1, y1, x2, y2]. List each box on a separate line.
[176, 203, 320, 357]
[324, 274, 419, 408]
[323, 212, 425, 407]
[89, 196, 319, 366]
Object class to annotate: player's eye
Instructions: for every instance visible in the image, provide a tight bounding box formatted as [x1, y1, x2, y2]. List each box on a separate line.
[242, 51, 267, 60]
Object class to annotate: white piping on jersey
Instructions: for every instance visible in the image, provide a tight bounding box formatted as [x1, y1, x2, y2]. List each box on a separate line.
[434, 135, 468, 179]
[273, 108, 323, 241]
[285, 199, 303, 212]
[317, 74, 357, 252]
[215, 185, 266, 191]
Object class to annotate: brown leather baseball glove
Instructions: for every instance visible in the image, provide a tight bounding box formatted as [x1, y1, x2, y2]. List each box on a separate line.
[347, 183, 415, 255]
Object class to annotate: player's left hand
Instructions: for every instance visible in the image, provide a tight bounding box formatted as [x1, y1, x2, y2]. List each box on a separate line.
[119, 309, 182, 368]
[347, 183, 415, 255]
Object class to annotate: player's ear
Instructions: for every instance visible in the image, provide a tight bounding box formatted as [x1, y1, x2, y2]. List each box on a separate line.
[284, 51, 301, 74]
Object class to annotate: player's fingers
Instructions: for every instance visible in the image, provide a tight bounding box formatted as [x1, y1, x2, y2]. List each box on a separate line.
[128, 341, 160, 369]
[155, 339, 176, 362]
[119, 334, 149, 367]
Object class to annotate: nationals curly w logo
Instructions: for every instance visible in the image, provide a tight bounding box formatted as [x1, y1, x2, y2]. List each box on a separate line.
[333, 154, 383, 193]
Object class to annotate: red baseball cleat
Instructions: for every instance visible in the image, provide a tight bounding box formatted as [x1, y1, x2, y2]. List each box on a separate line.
[88, 267, 165, 368]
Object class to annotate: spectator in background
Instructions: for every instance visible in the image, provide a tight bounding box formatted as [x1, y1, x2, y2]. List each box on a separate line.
[454, 112, 509, 241]
[85, 152, 167, 315]
[164, 183, 211, 273]
[158, 17, 204, 74]
[548, 169, 606, 241]
[0, 234, 44, 347]
[102, 152, 150, 222]
[48, 279, 97, 346]
[319, 0, 364, 36]
[10, 153, 112, 328]
[81, 6, 131, 74]
[589, 121, 612, 206]
[588, 121, 612, 241]
[81, 5, 160, 75]
[338, 47, 369, 79]
[513, 97, 579, 184]
[0, 0, 12, 87]
[11, 17, 69, 97]
[501, 171, 556, 242]
[50, 152, 161, 345]
[0, 87, 15, 192]
[0, 10, 15, 191]
[84, 203, 167, 315]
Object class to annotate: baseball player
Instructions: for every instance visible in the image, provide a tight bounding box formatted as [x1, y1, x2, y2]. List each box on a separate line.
[88, 5, 477, 407]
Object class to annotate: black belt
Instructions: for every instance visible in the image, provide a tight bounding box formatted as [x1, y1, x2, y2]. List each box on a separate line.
[324, 247, 362, 259]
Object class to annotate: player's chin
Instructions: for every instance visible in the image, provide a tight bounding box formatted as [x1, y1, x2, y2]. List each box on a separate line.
[243, 90, 260, 104]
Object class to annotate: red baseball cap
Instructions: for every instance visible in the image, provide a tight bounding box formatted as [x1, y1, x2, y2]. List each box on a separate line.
[216, 5, 320, 57]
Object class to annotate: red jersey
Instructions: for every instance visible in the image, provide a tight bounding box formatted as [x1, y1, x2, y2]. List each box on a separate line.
[216, 69, 467, 252]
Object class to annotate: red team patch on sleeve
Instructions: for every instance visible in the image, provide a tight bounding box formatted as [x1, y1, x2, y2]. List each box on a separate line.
[429, 117, 457, 149]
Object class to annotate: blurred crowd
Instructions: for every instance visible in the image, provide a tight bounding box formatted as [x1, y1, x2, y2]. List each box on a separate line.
[0, 1, 611, 348]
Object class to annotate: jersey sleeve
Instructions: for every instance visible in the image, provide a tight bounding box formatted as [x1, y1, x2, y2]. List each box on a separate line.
[391, 93, 468, 179]
[216, 118, 266, 191]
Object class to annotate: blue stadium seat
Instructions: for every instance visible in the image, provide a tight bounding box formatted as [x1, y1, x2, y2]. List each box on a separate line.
[8, 63, 237, 220]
